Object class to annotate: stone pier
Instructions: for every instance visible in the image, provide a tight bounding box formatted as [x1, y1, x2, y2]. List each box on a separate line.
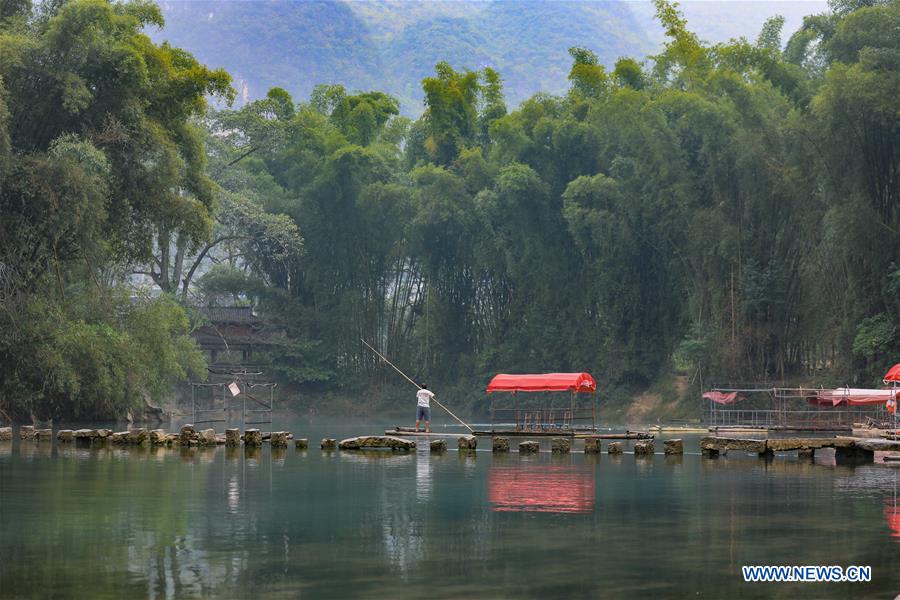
[149, 429, 168, 445]
[320, 438, 336, 450]
[664, 439, 683, 455]
[430, 439, 447, 453]
[458, 435, 477, 452]
[127, 428, 149, 445]
[700, 437, 766, 458]
[607, 442, 623, 455]
[269, 432, 289, 447]
[518, 440, 539, 454]
[634, 440, 655, 456]
[179, 425, 197, 446]
[492, 437, 510, 452]
[338, 436, 415, 451]
[225, 429, 241, 446]
[699, 435, 894, 464]
[551, 438, 570, 454]
[584, 438, 601, 453]
[198, 429, 217, 446]
[294, 438, 309, 450]
[243, 429, 263, 447]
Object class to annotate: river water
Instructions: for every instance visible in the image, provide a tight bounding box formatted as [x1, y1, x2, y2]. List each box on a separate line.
[1, 419, 899, 598]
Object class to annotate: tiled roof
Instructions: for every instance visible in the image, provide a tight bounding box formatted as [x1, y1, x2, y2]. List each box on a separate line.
[196, 306, 258, 324]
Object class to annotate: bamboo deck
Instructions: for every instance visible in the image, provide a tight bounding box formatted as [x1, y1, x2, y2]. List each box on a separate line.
[387, 427, 654, 440]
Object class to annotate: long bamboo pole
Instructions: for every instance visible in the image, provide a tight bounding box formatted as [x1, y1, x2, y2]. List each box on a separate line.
[361, 339, 474, 432]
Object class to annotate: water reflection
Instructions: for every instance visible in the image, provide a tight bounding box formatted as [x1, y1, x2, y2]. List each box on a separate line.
[227, 475, 240, 514]
[885, 471, 900, 540]
[458, 450, 477, 475]
[415, 447, 432, 501]
[244, 446, 261, 465]
[7, 429, 900, 597]
[18, 440, 51, 460]
[488, 464, 595, 514]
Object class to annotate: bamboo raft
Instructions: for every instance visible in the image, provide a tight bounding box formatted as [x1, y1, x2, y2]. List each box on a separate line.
[387, 427, 653, 439]
[385, 428, 468, 438]
[578, 431, 654, 440]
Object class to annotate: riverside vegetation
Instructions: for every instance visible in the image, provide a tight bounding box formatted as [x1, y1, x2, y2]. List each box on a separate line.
[0, 0, 896, 422]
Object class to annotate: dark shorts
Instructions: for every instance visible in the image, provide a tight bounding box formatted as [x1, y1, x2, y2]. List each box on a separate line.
[416, 405, 431, 421]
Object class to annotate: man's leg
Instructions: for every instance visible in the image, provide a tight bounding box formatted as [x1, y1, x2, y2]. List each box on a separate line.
[425, 420, 430, 433]
[415, 418, 420, 433]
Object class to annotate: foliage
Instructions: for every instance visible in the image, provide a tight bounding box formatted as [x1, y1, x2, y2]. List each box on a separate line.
[2, 0, 897, 421]
[196, 0, 899, 399]
[0, 0, 224, 420]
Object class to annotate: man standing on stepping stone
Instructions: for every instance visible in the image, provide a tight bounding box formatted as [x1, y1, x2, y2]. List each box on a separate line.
[416, 384, 434, 433]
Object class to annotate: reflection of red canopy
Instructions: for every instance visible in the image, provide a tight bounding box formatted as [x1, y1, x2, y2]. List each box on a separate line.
[885, 500, 900, 538]
[885, 364, 900, 383]
[489, 466, 595, 514]
[486, 373, 596, 394]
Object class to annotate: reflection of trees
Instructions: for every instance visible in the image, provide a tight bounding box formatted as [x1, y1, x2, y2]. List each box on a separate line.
[0, 444, 265, 598]
[416, 446, 432, 501]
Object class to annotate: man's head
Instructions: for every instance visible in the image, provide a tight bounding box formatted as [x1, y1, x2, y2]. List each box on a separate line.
[420, 383, 427, 390]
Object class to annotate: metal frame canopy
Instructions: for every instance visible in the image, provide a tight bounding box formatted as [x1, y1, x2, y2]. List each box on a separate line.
[486, 373, 597, 394]
[486, 373, 597, 434]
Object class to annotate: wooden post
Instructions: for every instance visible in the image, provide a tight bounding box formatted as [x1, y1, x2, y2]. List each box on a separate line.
[570, 392, 574, 431]
[491, 393, 495, 433]
[514, 391, 518, 431]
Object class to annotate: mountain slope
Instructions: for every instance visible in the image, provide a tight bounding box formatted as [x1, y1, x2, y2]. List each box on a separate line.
[153, 0, 828, 113]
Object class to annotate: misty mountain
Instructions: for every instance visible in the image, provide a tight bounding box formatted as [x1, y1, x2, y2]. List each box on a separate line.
[153, 0, 828, 113]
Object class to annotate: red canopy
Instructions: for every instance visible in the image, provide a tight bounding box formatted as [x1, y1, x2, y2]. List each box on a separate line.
[702, 391, 741, 405]
[885, 364, 900, 383]
[486, 373, 596, 394]
[815, 388, 898, 406]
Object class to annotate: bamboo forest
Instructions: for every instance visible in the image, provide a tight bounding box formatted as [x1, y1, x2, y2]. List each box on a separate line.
[0, 0, 897, 420]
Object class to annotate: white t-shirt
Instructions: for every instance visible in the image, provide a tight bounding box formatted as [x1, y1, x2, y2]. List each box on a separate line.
[417, 389, 434, 407]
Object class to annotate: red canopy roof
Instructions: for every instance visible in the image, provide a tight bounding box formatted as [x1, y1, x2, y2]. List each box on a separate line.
[486, 373, 596, 394]
[702, 391, 741, 405]
[815, 388, 898, 406]
[885, 364, 900, 383]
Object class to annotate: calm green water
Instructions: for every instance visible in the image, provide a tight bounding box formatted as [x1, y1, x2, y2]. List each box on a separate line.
[1, 420, 899, 599]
